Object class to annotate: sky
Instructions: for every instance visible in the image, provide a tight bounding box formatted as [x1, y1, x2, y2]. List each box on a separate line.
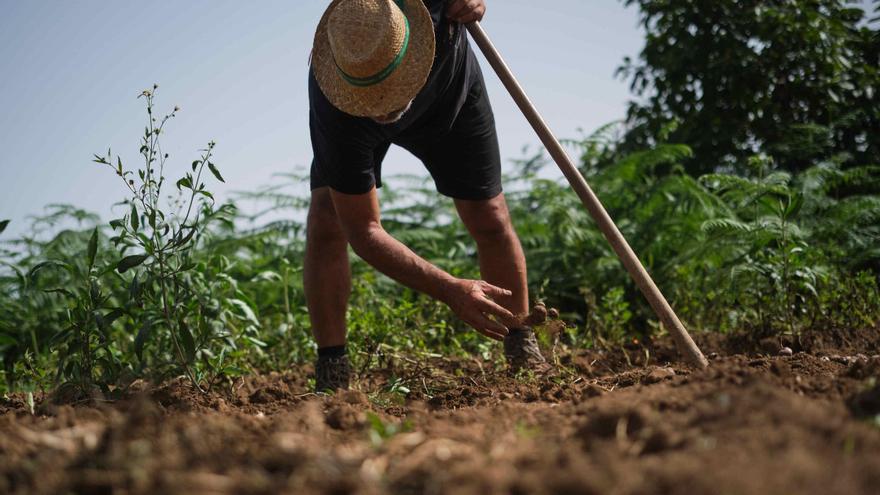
[0, 0, 644, 239]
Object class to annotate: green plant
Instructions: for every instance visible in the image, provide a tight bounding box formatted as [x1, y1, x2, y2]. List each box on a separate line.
[507, 125, 879, 339]
[92, 85, 231, 390]
[366, 411, 412, 448]
[26, 228, 127, 399]
[590, 286, 633, 344]
[2, 75, 879, 397]
[619, 0, 880, 173]
[0, 205, 133, 397]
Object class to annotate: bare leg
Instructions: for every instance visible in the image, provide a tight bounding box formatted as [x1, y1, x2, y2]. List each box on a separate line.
[304, 187, 350, 348]
[454, 193, 529, 320]
[456, 193, 547, 370]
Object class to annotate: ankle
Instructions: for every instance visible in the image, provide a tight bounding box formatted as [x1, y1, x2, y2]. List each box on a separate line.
[507, 326, 533, 337]
[317, 344, 347, 359]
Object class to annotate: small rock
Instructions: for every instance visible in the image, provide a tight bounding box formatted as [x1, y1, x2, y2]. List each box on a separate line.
[325, 404, 365, 430]
[708, 352, 720, 360]
[274, 432, 308, 453]
[846, 357, 880, 379]
[572, 356, 593, 375]
[210, 398, 230, 413]
[582, 384, 605, 398]
[645, 367, 676, 384]
[831, 356, 854, 364]
[390, 431, 426, 449]
[340, 390, 368, 406]
[88, 385, 105, 402]
[820, 356, 830, 362]
[778, 347, 793, 357]
[127, 379, 150, 394]
[641, 426, 683, 454]
[770, 361, 792, 378]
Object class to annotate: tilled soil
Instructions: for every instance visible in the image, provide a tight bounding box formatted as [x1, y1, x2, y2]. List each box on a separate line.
[2, 327, 879, 495]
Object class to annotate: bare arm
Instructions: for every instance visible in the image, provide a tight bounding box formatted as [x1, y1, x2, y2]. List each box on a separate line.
[329, 186, 513, 341]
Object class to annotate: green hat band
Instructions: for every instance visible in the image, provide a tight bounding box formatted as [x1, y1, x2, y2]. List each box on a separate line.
[335, 0, 411, 88]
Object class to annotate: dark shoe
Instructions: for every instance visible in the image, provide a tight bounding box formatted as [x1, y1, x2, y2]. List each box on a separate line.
[504, 326, 548, 372]
[315, 354, 351, 393]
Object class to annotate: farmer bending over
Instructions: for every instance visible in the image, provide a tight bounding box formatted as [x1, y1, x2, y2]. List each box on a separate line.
[306, 0, 545, 392]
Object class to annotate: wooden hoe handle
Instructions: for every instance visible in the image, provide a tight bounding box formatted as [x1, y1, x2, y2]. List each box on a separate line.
[466, 21, 709, 369]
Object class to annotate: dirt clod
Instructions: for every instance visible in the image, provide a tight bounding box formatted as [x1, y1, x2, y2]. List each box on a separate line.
[644, 366, 676, 383]
[521, 304, 548, 327]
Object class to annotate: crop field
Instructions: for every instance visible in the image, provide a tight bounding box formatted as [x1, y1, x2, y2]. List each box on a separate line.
[2, 1, 879, 493]
[1, 87, 877, 494]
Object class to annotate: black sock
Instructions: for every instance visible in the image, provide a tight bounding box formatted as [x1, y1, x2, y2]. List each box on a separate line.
[317, 344, 347, 358]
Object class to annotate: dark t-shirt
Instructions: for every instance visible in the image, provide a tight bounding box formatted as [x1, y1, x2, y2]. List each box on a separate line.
[309, 0, 485, 194]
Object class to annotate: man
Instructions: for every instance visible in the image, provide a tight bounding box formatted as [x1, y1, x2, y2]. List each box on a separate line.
[306, 0, 546, 392]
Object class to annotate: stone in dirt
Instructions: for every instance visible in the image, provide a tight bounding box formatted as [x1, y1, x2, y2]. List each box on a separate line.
[644, 366, 676, 384]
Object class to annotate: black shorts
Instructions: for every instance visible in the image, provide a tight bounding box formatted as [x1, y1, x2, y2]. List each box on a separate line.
[309, 78, 502, 201]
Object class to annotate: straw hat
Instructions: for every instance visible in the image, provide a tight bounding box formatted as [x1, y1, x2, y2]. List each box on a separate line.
[311, 0, 436, 117]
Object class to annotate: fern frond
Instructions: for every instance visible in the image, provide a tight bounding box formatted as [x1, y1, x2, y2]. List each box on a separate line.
[701, 218, 751, 236]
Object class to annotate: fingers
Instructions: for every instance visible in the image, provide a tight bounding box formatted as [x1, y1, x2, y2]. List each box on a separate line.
[475, 326, 506, 342]
[446, 0, 485, 23]
[464, 311, 508, 341]
[479, 281, 512, 299]
[446, 277, 514, 341]
[446, 0, 468, 19]
[457, 7, 485, 24]
[473, 280, 515, 330]
[466, 317, 504, 340]
[476, 296, 515, 321]
[479, 313, 509, 336]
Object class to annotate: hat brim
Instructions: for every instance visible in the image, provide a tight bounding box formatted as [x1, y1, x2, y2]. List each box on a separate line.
[311, 0, 436, 118]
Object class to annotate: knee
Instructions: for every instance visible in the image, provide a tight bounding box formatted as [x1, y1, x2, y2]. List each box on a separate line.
[307, 190, 346, 246]
[462, 203, 515, 243]
[470, 215, 514, 244]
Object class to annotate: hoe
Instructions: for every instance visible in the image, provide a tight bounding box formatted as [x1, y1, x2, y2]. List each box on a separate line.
[466, 22, 709, 369]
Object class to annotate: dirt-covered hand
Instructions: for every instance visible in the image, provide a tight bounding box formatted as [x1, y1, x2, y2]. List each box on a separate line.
[446, 0, 486, 24]
[443, 278, 513, 341]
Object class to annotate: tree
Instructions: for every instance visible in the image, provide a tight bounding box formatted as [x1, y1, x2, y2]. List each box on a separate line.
[619, 0, 880, 174]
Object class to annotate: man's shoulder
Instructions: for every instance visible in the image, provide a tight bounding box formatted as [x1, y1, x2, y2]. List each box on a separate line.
[308, 69, 365, 130]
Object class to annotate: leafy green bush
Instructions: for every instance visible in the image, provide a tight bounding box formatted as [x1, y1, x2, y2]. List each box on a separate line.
[618, 0, 880, 173]
[508, 127, 879, 339]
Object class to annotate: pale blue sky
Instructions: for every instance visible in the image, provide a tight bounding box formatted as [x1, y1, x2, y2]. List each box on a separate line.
[0, 1, 643, 238]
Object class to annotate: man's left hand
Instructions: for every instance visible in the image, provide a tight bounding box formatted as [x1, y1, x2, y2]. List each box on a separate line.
[446, 0, 486, 24]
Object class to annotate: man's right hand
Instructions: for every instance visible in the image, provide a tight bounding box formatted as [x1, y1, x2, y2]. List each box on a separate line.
[446, 0, 487, 24]
[328, 186, 514, 342]
[442, 278, 514, 341]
